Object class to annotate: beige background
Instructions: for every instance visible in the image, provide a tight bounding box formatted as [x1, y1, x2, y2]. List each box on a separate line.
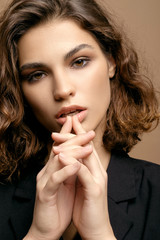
[0, 0, 160, 164]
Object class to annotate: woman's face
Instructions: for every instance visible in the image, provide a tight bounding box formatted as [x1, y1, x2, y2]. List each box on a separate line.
[18, 19, 115, 137]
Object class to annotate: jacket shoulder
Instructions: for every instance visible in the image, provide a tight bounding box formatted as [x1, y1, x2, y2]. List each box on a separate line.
[127, 154, 160, 185]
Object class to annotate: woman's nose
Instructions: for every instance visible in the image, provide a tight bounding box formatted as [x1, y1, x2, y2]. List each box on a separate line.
[53, 72, 76, 101]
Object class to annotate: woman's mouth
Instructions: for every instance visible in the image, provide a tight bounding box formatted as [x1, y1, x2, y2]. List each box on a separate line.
[56, 106, 87, 125]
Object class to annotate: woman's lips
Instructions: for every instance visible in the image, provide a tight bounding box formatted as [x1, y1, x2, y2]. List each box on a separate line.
[55, 106, 87, 125]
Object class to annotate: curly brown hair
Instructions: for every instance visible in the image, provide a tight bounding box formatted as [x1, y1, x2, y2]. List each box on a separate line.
[0, 0, 159, 182]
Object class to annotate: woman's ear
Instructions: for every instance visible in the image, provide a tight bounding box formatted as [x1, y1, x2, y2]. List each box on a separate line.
[108, 56, 116, 78]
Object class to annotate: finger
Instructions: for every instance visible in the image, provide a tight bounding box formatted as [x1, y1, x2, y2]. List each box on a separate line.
[76, 164, 95, 190]
[37, 154, 63, 189]
[82, 153, 105, 179]
[43, 162, 81, 196]
[57, 145, 93, 163]
[51, 132, 76, 143]
[52, 131, 95, 152]
[52, 116, 72, 147]
[60, 116, 72, 134]
[72, 115, 86, 134]
[58, 154, 95, 190]
[57, 154, 100, 192]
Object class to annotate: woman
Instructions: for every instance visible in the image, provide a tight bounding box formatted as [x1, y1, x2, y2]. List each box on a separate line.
[0, 0, 160, 239]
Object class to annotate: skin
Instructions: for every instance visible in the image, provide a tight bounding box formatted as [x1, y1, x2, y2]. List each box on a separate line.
[19, 19, 116, 240]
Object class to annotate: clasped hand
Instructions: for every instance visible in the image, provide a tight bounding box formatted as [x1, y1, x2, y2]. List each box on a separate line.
[25, 116, 115, 240]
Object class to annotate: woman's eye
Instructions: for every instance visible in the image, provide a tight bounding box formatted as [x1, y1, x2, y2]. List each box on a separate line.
[23, 71, 46, 83]
[72, 58, 90, 69]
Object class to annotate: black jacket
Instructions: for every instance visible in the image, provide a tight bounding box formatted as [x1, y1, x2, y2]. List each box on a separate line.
[0, 152, 160, 240]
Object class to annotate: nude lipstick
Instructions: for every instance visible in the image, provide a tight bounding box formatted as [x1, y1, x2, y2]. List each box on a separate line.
[55, 105, 87, 125]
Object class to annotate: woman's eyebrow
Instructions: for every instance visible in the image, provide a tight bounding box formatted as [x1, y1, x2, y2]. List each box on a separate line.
[64, 43, 94, 60]
[20, 62, 47, 73]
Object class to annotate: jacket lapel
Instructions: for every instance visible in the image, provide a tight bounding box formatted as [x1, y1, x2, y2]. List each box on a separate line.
[107, 152, 137, 240]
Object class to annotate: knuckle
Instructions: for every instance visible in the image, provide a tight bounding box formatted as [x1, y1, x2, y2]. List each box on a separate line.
[36, 189, 51, 203]
[36, 191, 45, 203]
[50, 172, 60, 185]
[35, 183, 47, 203]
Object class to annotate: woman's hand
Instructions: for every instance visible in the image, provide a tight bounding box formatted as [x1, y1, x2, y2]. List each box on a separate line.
[54, 116, 116, 240]
[24, 117, 82, 240]
[24, 115, 116, 240]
